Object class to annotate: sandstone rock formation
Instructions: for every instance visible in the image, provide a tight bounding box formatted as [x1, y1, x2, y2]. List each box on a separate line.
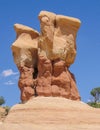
[12, 11, 81, 102]
[2, 97, 100, 130]
[0, 107, 7, 122]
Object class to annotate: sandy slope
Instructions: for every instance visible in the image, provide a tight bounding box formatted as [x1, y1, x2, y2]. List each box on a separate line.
[0, 97, 100, 130]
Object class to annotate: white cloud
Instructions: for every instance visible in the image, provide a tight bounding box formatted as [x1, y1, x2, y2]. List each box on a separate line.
[2, 69, 18, 77]
[87, 99, 91, 102]
[4, 80, 15, 85]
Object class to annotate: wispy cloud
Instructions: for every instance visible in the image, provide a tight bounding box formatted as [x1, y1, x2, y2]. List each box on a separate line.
[1, 69, 18, 77]
[4, 80, 15, 85]
[87, 99, 91, 102]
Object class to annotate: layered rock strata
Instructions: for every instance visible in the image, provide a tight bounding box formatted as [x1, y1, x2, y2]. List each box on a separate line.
[4, 97, 100, 130]
[12, 11, 81, 102]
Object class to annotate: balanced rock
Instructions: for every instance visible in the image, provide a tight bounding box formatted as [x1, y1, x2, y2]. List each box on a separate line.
[12, 11, 81, 102]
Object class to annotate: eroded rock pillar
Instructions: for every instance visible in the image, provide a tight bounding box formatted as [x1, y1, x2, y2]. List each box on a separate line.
[12, 11, 81, 102]
[12, 24, 39, 101]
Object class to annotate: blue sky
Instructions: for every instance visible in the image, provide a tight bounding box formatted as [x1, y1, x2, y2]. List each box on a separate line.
[0, 0, 100, 106]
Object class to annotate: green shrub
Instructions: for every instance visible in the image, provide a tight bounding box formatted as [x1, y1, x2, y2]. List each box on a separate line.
[3, 106, 10, 115]
[88, 102, 100, 108]
[0, 96, 5, 106]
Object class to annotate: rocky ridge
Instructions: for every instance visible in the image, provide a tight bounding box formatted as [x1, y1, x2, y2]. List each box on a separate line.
[1, 97, 100, 130]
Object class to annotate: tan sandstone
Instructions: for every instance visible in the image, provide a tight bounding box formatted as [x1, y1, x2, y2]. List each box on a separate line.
[0, 107, 7, 122]
[11, 11, 81, 101]
[0, 97, 100, 130]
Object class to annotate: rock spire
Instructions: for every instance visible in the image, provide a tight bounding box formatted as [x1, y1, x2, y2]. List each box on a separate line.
[12, 11, 81, 102]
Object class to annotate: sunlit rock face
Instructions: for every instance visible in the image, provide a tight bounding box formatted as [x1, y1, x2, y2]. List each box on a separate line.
[12, 11, 81, 102]
[12, 24, 39, 101]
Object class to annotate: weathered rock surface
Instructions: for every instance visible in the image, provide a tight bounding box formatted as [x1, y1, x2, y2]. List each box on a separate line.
[1, 97, 100, 130]
[0, 107, 7, 122]
[12, 24, 39, 101]
[38, 11, 81, 65]
[12, 11, 81, 101]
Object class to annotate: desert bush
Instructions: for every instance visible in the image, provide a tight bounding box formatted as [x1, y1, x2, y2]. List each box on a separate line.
[87, 102, 100, 108]
[0, 96, 5, 106]
[90, 87, 100, 103]
[3, 106, 10, 115]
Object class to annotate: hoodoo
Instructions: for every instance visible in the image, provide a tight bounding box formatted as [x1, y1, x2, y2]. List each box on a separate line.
[12, 11, 81, 102]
